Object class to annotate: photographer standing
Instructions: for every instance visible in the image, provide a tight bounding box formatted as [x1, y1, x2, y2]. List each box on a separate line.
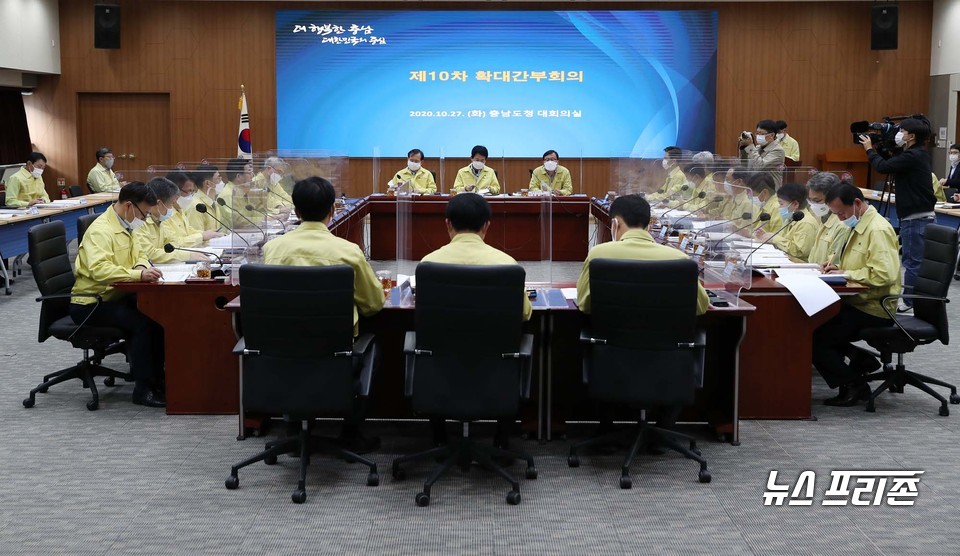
[859, 117, 936, 310]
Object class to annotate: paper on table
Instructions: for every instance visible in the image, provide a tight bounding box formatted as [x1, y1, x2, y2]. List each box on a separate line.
[158, 272, 192, 283]
[775, 268, 847, 278]
[775, 274, 841, 316]
[560, 288, 578, 301]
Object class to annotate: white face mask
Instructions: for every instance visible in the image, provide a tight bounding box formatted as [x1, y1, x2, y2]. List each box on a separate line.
[177, 195, 194, 210]
[471, 160, 485, 171]
[103, 158, 115, 170]
[894, 131, 907, 147]
[755, 134, 768, 146]
[269, 172, 282, 185]
[809, 201, 830, 218]
[776, 132, 785, 141]
[949, 154, 959, 164]
[543, 160, 558, 172]
[126, 216, 145, 231]
[661, 159, 671, 170]
[214, 180, 226, 195]
[407, 160, 421, 173]
[31, 167, 44, 178]
[723, 181, 734, 195]
[156, 207, 174, 222]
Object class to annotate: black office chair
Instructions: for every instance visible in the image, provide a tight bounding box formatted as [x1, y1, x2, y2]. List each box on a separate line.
[225, 264, 380, 504]
[391, 263, 536, 506]
[77, 213, 98, 245]
[69, 185, 84, 198]
[22, 221, 131, 410]
[859, 224, 960, 415]
[567, 258, 710, 488]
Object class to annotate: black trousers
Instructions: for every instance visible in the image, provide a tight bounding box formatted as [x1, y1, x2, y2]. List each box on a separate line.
[70, 296, 165, 393]
[812, 304, 889, 389]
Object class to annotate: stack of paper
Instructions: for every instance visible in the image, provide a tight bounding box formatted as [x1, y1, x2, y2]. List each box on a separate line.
[775, 274, 841, 316]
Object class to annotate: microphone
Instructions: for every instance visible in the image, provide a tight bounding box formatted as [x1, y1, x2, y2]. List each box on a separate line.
[245, 204, 288, 232]
[662, 190, 707, 219]
[656, 184, 689, 206]
[670, 194, 718, 228]
[194, 203, 250, 247]
[267, 187, 293, 206]
[743, 211, 805, 262]
[163, 243, 224, 267]
[710, 212, 768, 247]
[216, 197, 267, 241]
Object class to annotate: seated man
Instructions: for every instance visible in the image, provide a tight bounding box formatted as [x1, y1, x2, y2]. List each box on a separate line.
[813, 183, 901, 406]
[86, 147, 123, 193]
[529, 149, 573, 196]
[70, 182, 166, 407]
[754, 182, 820, 260]
[746, 171, 783, 233]
[164, 170, 224, 243]
[390, 148, 437, 195]
[186, 164, 225, 233]
[453, 145, 501, 195]
[134, 177, 199, 264]
[252, 156, 294, 211]
[218, 158, 265, 228]
[646, 146, 686, 204]
[420, 193, 532, 447]
[263, 176, 385, 452]
[5, 152, 50, 207]
[806, 172, 851, 265]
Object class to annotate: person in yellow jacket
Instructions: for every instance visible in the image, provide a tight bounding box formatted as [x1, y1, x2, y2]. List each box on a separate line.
[165, 170, 224, 243]
[185, 164, 225, 233]
[717, 168, 756, 228]
[747, 171, 784, 233]
[577, 194, 709, 315]
[453, 145, 500, 194]
[5, 152, 50, 207]
[755, 183, 820, 260]
[931, 172, 946, 203]
[86, 147, 123, 193]
[681, 164, 713, 213]
[70, 182, 166, 407]
[813, 182, 901, 406]
[135, 177, 208, 264]
[262, 175, 385, 453]
[218, 158, 266, 229]
[251, 156, 294, 212]
[646, 146, 687, 204]
[529, 150, 573, 195]
[776, 120, 801, 162]
[805, 172, 851, 265]
[389, 148, 437, 195]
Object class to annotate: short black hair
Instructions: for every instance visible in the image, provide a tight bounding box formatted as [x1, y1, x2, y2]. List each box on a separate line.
[292, 176, 336, 222]
[950, 143, 960, 151]
[609, 194, 651, 228]
[225, 158, 249, 182]
[777, 183, 808, 209]
[445, 193, 491, 232]
[663, 146, 682, 159]
[146, 177, 180, 203]
[747, 172, 776, 194]
[470, 145, 489, 159]
[756, 120, 778, 134]
[542, 149, 559, 160]
[96, 147, 112, 161]
[407, 148, 424, 159]
[775, 120, 788, 131]
[194, 163, 220, 183]
[164, 170, 194, 190]
[899, 117, 931, 146]
[825, 181, 865, 206]
[118, 181, 158, 206]
[27, 152, 46, 164]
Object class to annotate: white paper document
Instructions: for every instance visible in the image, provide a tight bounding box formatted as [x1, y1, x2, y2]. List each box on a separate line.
[560, 288, 578, 301]
[775, 274, 841, 316]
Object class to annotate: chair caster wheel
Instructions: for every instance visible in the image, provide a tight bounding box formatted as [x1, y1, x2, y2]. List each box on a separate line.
[525, 467, 538, 480]
[619, 476, 632, 489]
[291, 489, 306, 504]
[950, 393, 960, 405]
[22, 398, 35, 408]
[392, 466, 406, 481]
[38, 387, 48, 394]
[415, 492, 430, 507]
[865, 403, 876, 413]
[367, 472, 380, 487]
[506, 490, 522, 505]
[225, 475, 239, 490]
[86, 400, 99, 411]
[264, 455, 277, 465]
[699, 469, 712, 483]
[939, 405, 949, 417]
[104, 377, 115, 387]
[567, 455, 579, 468]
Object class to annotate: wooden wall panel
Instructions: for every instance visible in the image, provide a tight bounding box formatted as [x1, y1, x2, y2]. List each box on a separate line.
[23, 1, 932, 200]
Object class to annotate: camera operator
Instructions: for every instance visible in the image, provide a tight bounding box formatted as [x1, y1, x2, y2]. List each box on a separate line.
[739, 120, 786, 189]
[859, 117, 936, 311]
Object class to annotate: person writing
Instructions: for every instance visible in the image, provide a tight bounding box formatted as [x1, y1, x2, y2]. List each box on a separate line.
[754, 183, 820, 260]
[86, 147, 124, 193]
[70, 182, 166, 407]
[813, 183, 901, 406]
[5, 152, 50, 207]
[453, 145, 501, 195]
[390, 149, 437, 195]
[529, 150, 573, 196]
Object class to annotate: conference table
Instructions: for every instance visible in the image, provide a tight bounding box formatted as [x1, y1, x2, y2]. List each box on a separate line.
[0, 193, 117, 294]
[859, 187, 960, 229]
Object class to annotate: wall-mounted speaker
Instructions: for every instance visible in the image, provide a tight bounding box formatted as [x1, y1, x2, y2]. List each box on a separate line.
[871, 4, 898, 51]
[94, 4, 121, 49]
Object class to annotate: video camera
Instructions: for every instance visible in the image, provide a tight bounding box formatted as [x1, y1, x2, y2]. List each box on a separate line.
[850, 114, 928, 157]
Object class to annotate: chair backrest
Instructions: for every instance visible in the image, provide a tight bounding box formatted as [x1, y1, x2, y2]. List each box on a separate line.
[914, 223, 957, 344]
[586, 258, 701, 406]
[237, 263, 357, 416]
[69, 185, 84, 198]
[411, 262, 526, 419]
[77, 213, 98, 246]
[28, 221, 75, 342]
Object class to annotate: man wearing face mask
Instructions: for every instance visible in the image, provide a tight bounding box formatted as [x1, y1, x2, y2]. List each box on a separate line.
[390, 148, 437, 195]
[775, 120, 801, 163]
[252, 156, 294, 211]
[186, 164, 225, 233]
[71, 182, 166, 407]
[710, 167, 752, 226]
[739, 120, 786, 189]
[746, 171, 784, 233]
[5, 152, 51, 207]
[134, 177, 199, 264]
[646, 146, 686, 204]
[941, 144, 960, 195]
[860, 117, 935, 311]
[813, 183, 901, 406]
[529, 150, 573, 196]
[806, 172, 851, 265]
[87, 147, 123, 193]
[218, 158, 264, 227]
[453, 145, 501, 194]
[162, 171, 223, 244]
[754, 182, 820, 260]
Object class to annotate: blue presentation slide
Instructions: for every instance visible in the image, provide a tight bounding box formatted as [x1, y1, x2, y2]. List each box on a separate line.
[276, 10, 717, 158]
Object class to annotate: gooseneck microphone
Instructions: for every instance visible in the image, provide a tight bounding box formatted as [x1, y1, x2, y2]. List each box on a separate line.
[713, 213, 769, 246]
[216, 197, 267, 241]
[194, 203, 250, 247]
[671, 194, 721, 228]
[245, 204, 288, 232]
[163, 243, 224, 267]
[744, 211, 805, 261]
[661, 190, 707, 220]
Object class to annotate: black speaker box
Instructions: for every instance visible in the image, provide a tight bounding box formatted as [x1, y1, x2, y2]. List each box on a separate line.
[94, 4, 121, 49]
[871, 4, 898, 51]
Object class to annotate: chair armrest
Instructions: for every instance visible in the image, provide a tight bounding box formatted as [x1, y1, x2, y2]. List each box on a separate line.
[692, 329, 707, 388]
[352, 333, 375, 357]
[352, 333, 377, 398]
[35, 292, 102, 303]
[579, 329, 607, 344]
[232, 337, 247, 355]
[519, 333, 534, 400]
[404, 331, 417, 397]
[878, 294, 949, 344]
